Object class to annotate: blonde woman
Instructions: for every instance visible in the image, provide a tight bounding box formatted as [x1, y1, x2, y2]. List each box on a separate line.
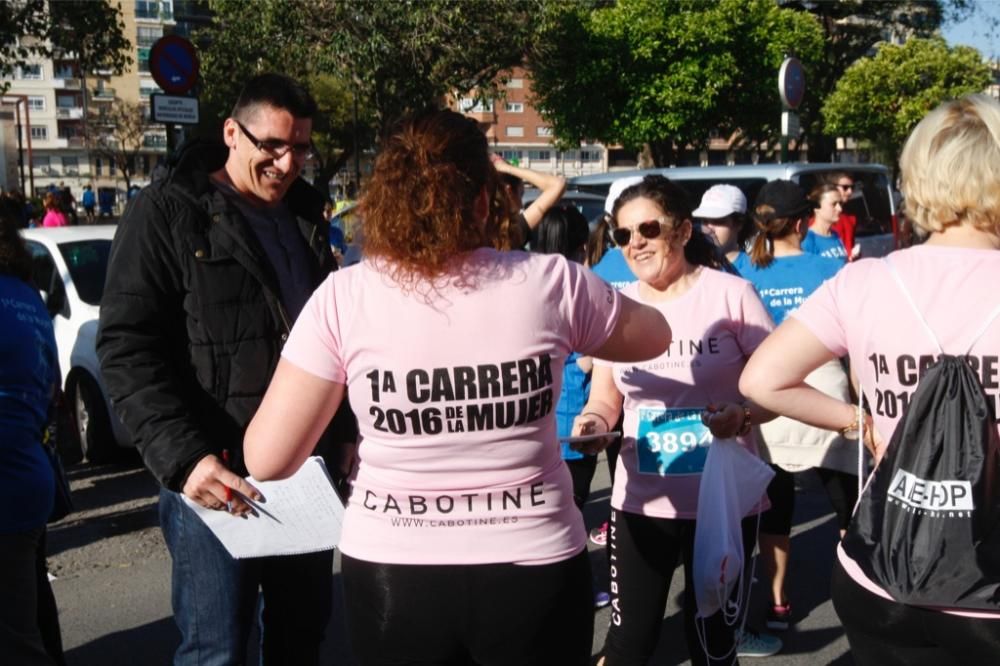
[741, 94, 1000, 663]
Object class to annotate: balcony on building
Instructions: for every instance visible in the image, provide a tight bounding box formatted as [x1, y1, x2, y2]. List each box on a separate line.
[53, 77, 82, 90]
[135, 1, 175, 22]
[91, 86, 116, 102]
[143, 133, 169, 151]
[58, 123, 85, 149]
[56, 107, 84, 120]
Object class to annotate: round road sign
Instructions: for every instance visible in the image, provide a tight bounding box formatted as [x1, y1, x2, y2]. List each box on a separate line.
[778, 57, 805, 110]
[149, 35, 200, 95]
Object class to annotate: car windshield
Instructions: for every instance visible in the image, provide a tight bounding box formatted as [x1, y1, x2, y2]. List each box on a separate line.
[58, 239, 112, 306]
[796, 171, 894, 238]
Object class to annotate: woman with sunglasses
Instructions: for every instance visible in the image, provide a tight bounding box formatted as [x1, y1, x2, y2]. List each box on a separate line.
[243, 109, 670, 666]
[829, 172, 859, 260]
[574, 175, 780, 665]
[802, 183, 848, 262]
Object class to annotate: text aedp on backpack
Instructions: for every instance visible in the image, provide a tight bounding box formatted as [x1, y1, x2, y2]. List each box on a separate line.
[843, 258, 1000, 611]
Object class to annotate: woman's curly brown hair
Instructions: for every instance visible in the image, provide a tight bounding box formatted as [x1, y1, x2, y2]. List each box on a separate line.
[359, 109, 505, 286]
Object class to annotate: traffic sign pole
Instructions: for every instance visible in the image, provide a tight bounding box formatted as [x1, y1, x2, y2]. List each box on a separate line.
[149, 36, 200, 157]
[778, 56, 805, 163]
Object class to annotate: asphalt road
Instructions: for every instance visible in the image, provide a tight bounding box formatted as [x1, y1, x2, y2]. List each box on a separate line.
[48, 451, 853, 665]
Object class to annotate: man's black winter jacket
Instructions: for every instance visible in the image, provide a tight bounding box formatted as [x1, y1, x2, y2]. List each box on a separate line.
[97, 139, 355, 491]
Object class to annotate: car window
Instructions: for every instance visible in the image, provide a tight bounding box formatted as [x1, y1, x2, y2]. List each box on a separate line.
[25, 240, 68, 316]
[796, 171, 894, 238]
[57, 240, 112, 306]
[25, 240, 61, 293]
[561, 198, 606, 227]
[575, 178, 769, 212]
[669, 178, 769, 213]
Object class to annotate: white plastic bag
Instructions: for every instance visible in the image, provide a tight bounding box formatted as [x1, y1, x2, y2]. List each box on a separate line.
[693, 436, 774, 620]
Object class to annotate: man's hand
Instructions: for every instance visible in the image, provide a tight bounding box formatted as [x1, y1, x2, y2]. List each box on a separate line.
[182, 454, 262, 516]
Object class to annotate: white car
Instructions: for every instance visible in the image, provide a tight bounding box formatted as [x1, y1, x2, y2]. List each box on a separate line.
[21, 225, 130, 462]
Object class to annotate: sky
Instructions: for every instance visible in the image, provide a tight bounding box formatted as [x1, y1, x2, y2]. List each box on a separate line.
[942, 2, 1000, 59]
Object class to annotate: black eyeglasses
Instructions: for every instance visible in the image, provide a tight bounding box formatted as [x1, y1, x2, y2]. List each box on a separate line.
[611, 218, 671, 246]
[236, 120, 315, 161]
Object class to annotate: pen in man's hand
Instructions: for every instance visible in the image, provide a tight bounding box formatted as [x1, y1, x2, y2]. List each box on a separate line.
[222, 449, 233, 513]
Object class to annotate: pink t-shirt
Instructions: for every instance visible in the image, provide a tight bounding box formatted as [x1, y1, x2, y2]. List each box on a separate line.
[598, 268, 775, 519]
[282, 248, 621, 565]
[794, 245, 1000, 618]
[42, 210, 67, 228]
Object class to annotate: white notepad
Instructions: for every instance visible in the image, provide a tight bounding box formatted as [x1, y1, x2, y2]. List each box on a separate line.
[181, 456, 345, 559]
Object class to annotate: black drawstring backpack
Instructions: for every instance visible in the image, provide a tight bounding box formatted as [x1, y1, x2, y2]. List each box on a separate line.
[842, 258, 1000, 611]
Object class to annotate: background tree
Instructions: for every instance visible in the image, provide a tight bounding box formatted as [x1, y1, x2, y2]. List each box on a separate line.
[196, 0, 537, 198]
[0, 0, 48, 93]
[195, 0, 370, 201]
[529, 0, 824, 166]
[304, 0, 540, 136]
[787, 0, 960, 161]
[1, 0, 131, 95]
[822, 36, 990, 166]
[87, 99, 151, 192]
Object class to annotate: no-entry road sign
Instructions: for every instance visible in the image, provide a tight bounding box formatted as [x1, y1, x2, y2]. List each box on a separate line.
[149, 35, 200, 95]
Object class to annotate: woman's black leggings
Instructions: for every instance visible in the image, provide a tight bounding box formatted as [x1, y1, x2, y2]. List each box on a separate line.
[565, 454, 598, 510]
[831, 558, 1000, 665]
[342, 549, 593, 666]
[601, 510, 758, 666]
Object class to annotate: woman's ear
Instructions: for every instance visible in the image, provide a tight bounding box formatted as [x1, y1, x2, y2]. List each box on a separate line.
[678, 219, 694, 246]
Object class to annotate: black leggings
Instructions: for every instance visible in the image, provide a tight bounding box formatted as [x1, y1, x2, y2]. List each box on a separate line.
[601, 510, 758, 666]
[759, 466, 858, 536]
[831, 557, 1000, 665]
[342, 550, 593, 666]
[565, 455, 598, 510]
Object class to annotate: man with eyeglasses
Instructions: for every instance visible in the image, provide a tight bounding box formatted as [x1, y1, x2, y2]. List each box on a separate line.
[829, 171, 860, 261]
[97, 73, 356, 665]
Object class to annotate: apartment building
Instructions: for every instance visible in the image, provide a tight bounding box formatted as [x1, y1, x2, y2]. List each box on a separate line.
[454, 67, 615, 178]
[0, 0, 206, 211]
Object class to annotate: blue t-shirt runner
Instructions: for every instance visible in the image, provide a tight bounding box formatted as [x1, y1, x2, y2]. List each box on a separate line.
[802, 229, 848, 263]
[734, 252, 842, 325]
[591, 247, 635, 291]
[0, 275, 59, 533]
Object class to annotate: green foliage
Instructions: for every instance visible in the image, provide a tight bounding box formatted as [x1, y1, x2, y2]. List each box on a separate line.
[0, 1, 132, 94]
[529, 0, 823, 165]
[0, 1, 48, 90]
[787, 1, 979, 160]
[48, 1, 132, 75]
[822, 37, 991, 163]
[306, 0, 539, 134]
[197, 0, 538, 194]
[195, 0, 366, 199]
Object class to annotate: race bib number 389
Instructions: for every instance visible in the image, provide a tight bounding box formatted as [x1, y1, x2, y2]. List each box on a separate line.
[635, 407, 712, 476]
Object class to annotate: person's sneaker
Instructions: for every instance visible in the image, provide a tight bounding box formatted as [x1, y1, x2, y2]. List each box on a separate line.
[766, 603, 792, 631]
[736, 628, 782, 658]
[594, 591, 611, 609]
[589, 521, 608, 546]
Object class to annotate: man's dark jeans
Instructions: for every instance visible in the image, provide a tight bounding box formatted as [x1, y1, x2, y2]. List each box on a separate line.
[159, 489, 334, 665]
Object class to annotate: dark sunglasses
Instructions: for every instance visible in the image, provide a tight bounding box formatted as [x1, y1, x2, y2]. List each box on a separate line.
[236, 120, 315, 161]
[611, 218, 670, 246]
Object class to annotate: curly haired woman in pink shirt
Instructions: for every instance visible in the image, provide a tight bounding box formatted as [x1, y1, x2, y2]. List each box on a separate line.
[244, 109, 670, 666]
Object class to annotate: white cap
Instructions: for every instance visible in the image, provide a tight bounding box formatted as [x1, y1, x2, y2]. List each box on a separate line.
[604, 176, 645, 215]
[692, 185, 747, 219]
